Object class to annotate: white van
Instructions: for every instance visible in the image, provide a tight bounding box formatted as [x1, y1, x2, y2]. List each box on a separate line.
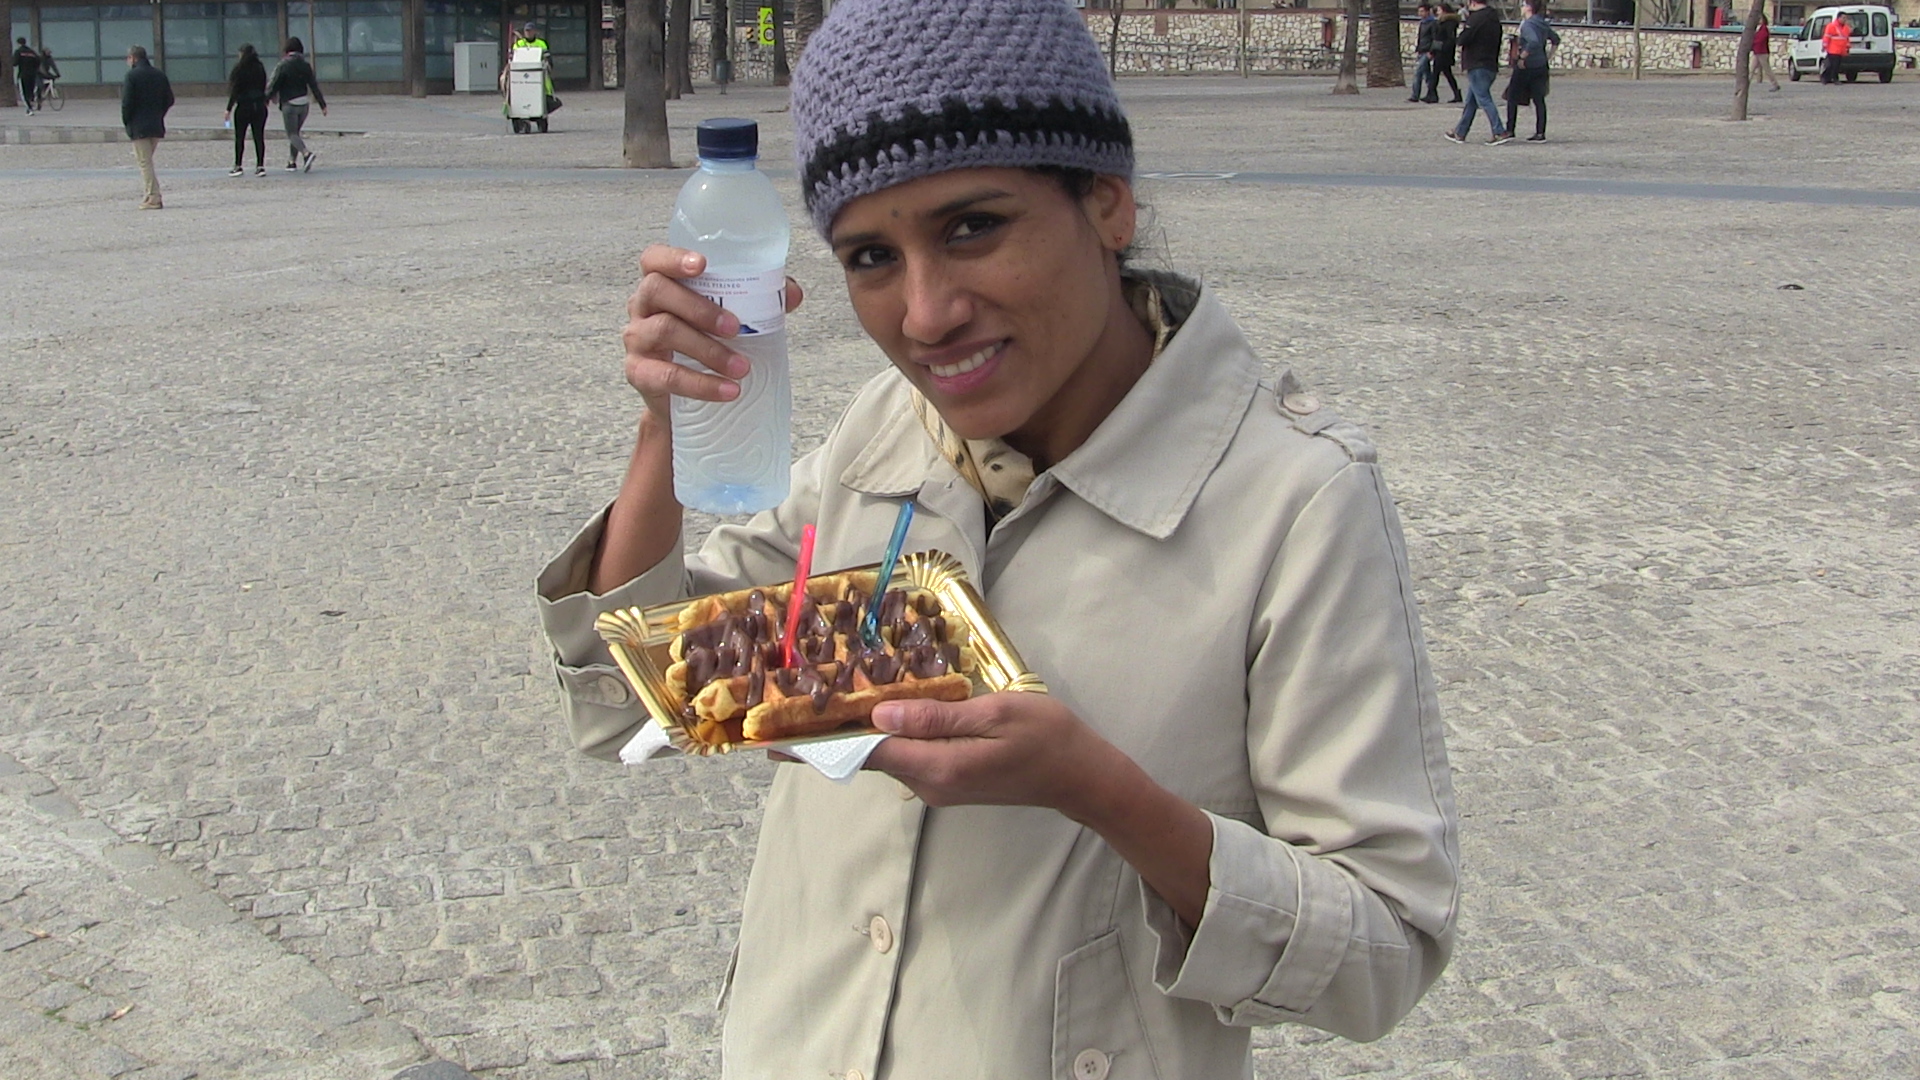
[1788, 5, 1898, 83]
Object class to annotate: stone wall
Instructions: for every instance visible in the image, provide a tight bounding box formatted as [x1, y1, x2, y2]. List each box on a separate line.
[1076, 9, 1920, 76]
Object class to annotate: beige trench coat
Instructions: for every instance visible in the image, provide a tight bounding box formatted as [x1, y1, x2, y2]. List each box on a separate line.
[538, 281, 1460, 1080]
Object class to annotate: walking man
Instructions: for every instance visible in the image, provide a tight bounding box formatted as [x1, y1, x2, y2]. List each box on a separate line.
[1502, 0, 1559, 141]
[1410, 5, 1437, 102]
[1445, 0, 1510, 145]
[121, 46, 174, 210]
[12, 38, 39, 114]
[266, 37, 327, 172]
[1748, 13, 1780, 91]
[1428, 3, 1464, 104]
[1819, 12, 1851, 84]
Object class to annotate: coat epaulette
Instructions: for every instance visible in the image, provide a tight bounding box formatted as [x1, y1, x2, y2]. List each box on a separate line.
[1267, 370, 1376, 465]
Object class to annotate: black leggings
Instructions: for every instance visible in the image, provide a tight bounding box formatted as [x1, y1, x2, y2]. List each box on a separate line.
[232, 103, 268, 168]
[1433, 63, 1460, 100]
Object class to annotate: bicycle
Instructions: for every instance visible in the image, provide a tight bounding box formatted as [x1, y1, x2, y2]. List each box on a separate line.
[35, 76, 64, 112]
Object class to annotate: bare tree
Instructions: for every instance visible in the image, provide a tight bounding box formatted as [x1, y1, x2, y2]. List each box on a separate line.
[1729, 0, 1766, 120]
[1108, 0, 1125, 77]
[666, 0, 693, 98]
[771, 0, 791, 85]
[1367, 0, 1406, 88]
[625, 0, 672, 167]
[1333, 0, 1362, 94]
[793, 0, 824, 62]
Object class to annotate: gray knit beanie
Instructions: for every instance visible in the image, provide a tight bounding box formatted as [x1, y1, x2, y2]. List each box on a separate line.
[790, 0, 1134, 237]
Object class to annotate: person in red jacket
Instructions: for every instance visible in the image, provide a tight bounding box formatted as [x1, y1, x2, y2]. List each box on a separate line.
[1820, 13, 1852, 84]
[1748, 14, 1779, 92]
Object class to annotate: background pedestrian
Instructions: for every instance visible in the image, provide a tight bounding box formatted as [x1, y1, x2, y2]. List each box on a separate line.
[1446, 0, 1510, 144]
[1748, 14, 1780, 91]
[266, 37, 327, 172]
[120, 45, 174, 209]
[1503, 0, 1559, 142]
[1429, 4, 1463, 104]
[12, 38, 40, 115]
[1410, 5, 1437, 103]
[225, 44, 269, 176]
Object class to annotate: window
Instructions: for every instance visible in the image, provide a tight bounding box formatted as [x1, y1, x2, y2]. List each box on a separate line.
[425, 0, 501, 79]
[289, 0, 405, 81]
[1870, 11, 1887, 35]
[509, 3, 589, 80]
[36, 5, 154, 85]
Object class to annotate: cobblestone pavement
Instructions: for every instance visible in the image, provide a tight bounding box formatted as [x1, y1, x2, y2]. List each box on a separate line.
[2, 77, 1916, 1078]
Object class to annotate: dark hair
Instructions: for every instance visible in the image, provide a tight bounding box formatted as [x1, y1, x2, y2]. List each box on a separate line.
[128, 45, 148, 62]
[237, 43, 258, 62]
[1028, 166, 1150, 269]
[284, 36, 304, 54]
[1439, 3, 1455, 11]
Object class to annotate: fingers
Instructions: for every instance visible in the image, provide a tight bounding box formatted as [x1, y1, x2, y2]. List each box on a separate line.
[784, 276, 805, 314]
[871, 697, 994, 740]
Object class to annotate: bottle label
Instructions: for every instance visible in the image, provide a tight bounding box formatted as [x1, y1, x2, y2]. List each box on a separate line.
[688, 267, 786, 337]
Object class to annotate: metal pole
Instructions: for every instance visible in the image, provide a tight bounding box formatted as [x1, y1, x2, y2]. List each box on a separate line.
[1633, 0, 1644, 78]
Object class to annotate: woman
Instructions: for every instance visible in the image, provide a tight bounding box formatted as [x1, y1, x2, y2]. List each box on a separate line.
[538, 0, 1459, 1075]
[265, 37, 326, 172]
[223, 43, 268, 177]
[1748, 13, 1781, 92]
[1502, 0, 1560, 142]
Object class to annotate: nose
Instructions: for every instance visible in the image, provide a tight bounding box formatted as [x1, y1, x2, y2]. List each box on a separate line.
[898, 256, 972, 347]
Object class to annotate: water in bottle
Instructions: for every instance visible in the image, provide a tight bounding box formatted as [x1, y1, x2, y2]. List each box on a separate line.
[665, 117, 792, 515]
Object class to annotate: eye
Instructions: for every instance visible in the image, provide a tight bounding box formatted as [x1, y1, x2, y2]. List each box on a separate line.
[843, 245, 895, 272]
[948, 213, 1004, 243]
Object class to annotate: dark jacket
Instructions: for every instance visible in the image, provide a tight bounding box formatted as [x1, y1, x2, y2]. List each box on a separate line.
[266, 52, 326, 110]
[1416, 15, 1437, 54]
[1457, 5, 1504, 71]
[12, 45, 40, 84]
[121, 58, 175, 140]
[1516, 15, 1560, 69]
[1432, 14, 1460, 65]
[226, 55, 268, 110]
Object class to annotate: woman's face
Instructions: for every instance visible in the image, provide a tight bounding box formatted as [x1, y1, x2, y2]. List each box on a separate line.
[828, 167, 1136, 445]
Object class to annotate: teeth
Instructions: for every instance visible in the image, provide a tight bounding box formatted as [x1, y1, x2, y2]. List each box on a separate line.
[930, 344, 997, 379]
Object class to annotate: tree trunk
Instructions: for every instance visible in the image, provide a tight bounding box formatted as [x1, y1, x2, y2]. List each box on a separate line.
[624, 0, 672, 167]
[710, 0, 730, 82]
[1367, 0, 1405, 87]
[613, 0, 628, 88]
[793, 0, 824, 63]
[1, 0, 15, 109]
[1728, 0, 1765, 120]
[771, 0, 790, 85]
[1108, 0, 1124, 77]
[666, 0, 693, 98]
[1333, 2, 1361, 93]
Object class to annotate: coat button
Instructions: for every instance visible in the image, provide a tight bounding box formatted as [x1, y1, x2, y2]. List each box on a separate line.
[868, 914, 894, 954]
[846, 1071, 866, 1080]
[1281, 392, 1321, 416]
[593, 675, 630, 706]
[1073, 1048, 1110, 1080]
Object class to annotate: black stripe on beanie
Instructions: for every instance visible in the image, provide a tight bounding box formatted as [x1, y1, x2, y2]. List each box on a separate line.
[802, 95, 1134, 208]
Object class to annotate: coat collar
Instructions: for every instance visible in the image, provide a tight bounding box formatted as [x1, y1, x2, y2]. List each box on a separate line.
[839, 281, 1262, 541]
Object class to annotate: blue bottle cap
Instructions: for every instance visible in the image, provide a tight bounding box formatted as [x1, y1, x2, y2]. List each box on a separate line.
[696, 117, 759, 161]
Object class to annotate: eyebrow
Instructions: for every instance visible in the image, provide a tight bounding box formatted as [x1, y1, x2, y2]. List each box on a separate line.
[830, 188, 1015, 250]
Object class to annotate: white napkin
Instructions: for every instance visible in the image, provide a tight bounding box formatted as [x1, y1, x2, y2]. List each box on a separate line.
[617, 721, 889, 785]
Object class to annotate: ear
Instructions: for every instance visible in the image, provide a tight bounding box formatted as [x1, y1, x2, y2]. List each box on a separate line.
[1083, 174, 1138, 255]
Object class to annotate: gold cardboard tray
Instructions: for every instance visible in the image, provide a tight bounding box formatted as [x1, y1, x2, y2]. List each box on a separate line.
[593, 550, 1046, 755]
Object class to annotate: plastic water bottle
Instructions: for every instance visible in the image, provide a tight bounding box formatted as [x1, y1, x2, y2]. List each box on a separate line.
[665, 117, 791, 515]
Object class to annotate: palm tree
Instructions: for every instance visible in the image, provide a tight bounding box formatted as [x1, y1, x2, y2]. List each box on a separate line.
[710, 0, 730, 83]
[771, 0, 791, 85]
[625, 0, 671, 166]
[1367, 0, 1406, 88]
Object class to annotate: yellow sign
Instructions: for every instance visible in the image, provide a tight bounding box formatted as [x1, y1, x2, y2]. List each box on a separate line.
[757, 6, 775, 46]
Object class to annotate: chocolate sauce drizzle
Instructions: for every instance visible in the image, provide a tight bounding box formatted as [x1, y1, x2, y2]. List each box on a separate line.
[677, 585, 958, 721]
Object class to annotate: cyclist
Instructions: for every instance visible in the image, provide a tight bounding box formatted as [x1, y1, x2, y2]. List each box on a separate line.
[35, 48, 60, 109]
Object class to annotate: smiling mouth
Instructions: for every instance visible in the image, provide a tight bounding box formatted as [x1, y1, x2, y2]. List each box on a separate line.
[928, 342, 1001, 379]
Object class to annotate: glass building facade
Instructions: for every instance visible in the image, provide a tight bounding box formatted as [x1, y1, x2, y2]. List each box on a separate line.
[13, 0, 591, 89]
